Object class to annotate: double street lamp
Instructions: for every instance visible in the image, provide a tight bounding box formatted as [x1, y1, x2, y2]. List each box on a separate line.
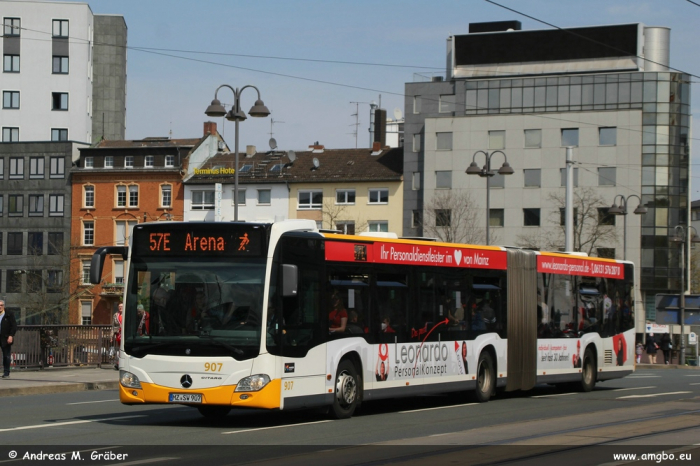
[466, 150, 514, 246]
[205, 84, 271, 221]
[608, 194, 647, 261]
[670, 224, 700, 365]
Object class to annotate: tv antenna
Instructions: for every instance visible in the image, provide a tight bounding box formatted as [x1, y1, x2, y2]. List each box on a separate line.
[349, 101, 370, 148]
[269, 118, 285, 140]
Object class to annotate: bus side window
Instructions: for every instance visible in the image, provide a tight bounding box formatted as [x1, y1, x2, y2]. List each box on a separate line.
[376, 270, 409, 343]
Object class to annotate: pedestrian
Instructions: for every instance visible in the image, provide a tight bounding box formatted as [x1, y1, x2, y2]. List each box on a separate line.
[0, 300, 18, 378]
[635, 342, 643, 364]
[660, 333, 672, 364]
[645, 333, 659, 364]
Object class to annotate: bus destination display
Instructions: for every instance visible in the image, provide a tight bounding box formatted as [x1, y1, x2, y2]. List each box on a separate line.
[133, 226, 264, 257]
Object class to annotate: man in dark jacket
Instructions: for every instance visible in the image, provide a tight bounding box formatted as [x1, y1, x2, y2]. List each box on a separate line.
[0, 300, 18, 378]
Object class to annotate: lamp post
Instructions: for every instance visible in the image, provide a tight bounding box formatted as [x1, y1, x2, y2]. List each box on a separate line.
[670, 225, 700, 365]
[205, 84, 271, 221]
[608, 194, 647, 261]
[466, 150, 514, 246]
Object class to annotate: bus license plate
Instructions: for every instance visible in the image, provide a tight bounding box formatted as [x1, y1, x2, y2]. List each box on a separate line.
[169, 393, 202, 403]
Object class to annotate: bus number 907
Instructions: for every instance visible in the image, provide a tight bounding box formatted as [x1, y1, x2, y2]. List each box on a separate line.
[204, 363, 222, 372]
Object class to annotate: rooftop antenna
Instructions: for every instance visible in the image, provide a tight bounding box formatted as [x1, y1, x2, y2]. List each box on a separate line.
[269, 118, 284, 140]
[350, 101, 369, 149]
[169, 121, 172, 139]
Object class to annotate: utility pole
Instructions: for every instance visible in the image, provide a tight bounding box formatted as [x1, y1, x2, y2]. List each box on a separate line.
[565, 146, 575, 252]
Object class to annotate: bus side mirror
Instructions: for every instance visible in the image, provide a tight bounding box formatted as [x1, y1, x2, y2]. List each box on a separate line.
[282, 264, 298, 297]
[90, 247, 128, 285]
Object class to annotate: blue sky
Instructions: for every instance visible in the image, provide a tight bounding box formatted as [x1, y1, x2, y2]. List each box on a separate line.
[46, 0, 700, 192]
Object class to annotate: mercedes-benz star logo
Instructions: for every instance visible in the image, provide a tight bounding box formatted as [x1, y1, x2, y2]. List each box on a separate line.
[180, 374, 193, 388]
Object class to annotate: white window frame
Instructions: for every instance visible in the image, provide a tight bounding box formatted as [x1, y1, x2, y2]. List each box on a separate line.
[128, 185, 139, 207]
[145, 156, 154, 168]
[125, 156, 134, 168]
[115, 220, 137, 246]
[116, 185, 127, 207]
[104, 156, 113, 168]
[191, 190, 215, 210]
[165, 155, 175, 167]
[84, 157, 93, 169]
[257, 189, 272, 206]
[368, 188, 389, 205]
[335, 189, 355, 205]
[83, 221, 94, 246]
[297, 190, 322, 209]
[368, 221, 389, 233]
[161, 184, 172, 208]
[84, 185, 94, 208]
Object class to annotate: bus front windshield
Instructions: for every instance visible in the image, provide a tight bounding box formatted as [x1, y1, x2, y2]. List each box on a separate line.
[123, 257, 266, 359]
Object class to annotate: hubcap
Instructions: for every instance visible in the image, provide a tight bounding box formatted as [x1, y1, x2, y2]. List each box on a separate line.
[336, 371, 357, 406]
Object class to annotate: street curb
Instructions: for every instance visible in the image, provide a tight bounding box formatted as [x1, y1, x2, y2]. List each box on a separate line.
[0, 381, 119, 397]
[636, 364, 699, 370]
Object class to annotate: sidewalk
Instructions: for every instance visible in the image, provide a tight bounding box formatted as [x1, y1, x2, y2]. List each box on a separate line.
[0, 366, 119, 397]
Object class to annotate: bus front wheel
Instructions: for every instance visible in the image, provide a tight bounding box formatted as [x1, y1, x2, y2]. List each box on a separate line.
[331, 360, 359, 419]
[475, 351, 495, 403]
[579, 348, 597, 392]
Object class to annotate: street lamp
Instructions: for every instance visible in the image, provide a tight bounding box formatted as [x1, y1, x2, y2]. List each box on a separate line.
[608, 194, 647, 261]
[466, 150, 514, 246]
[670, 224, 700, 365]
[204, 84, 271, 221]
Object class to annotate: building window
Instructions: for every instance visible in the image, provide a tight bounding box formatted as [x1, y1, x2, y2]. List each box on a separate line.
[115, 220, 137, 246]
[49, 194, 64, 216]
[559, 208, 578, 226]
[413, 95, 421, 114]
[0, 194, 3, 216]
[3, 54, 19, 73]
[598, 207, 616, 226]
[8, 194, 22, 216]
[3, 91, 19, 109]
[52, 56, 69, 74]
[412, 172, 420, 190]
[490, 173, 505, 188]
[597, 248, 615, 259]
[84, 185, 94, 208]
[165, 155, 175, 167]
[413, 134, 421, 152]
[368, 188, 389, 204]
[129, 185, 139, 207]
[258, 189, 272, 205]
[439, 95, 456, 113]
[436, 132, 453, 151]
[51, 128, 68, 141]
[29, 157, 44, 179]
[560, 168, 580, 187]
[489, 130, 505, 150]
[3, 18, 20, 36]
[47, 271, 63, 293]
[489, 209, 504, 227]
[435, 171, 452, 189]
[412, 210, 421, 228]
[84, 157, 93, 169]
[48, 232, 63, 255]
[2, 127, 18, 142]
[239, 164, 253, 173]
[116, 185, 127, 207]
[191, 190, 214, 210]
[523, 208, 541, 226]
[298, 190, 322, 209]
[7, 233, 22, 255]
[523, 169, 541, 187]
[81, 301, 92, 325]
[83, 221, 94, 246]
[336, 189, 355, 205]
[0, 158, 3, 178]
[28, 232, 43, 255]
[52, 19, 69, 37]
[435, 209, 451, 227]
[145, 156, 154, 168]
[368, 221, 389, 233]
[161, 185, 172, 208]
[26, 270, 42, 293]
[235, 189, 246, 205]
[125, 156, 134, 168]
[51, 92, 68, 111]
[28, 195, 43, 217]
[7, 271, 22, 293]
[104, 156, 113, 168]
[561, 128, 579, 147]
[50, 157, 65, 178]
[524, 129, 542, 148]
[114, 260, 124, 284]
[598, 167, 616, 186]
[335, 221, 355, 235]
[269, 163, 284, 173]
[599, 127, 617, 146]
[81, 263, 91, 285]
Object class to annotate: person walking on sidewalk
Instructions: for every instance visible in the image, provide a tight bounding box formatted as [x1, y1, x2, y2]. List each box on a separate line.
[645, 333, 659, 364]
[660, 333, 672, 364]
[0, 300, 18, 378]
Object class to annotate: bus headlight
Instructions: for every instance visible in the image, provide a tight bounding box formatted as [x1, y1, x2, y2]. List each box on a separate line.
[120, 370, 142, 389]
[235, 374, 270, 392]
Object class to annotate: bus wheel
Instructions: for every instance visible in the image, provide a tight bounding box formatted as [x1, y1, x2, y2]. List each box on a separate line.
[580, 348, 597, 392]
[331, 360, 359, 419]
[475, 351, 495, 403]
[197, 405, 231, 419]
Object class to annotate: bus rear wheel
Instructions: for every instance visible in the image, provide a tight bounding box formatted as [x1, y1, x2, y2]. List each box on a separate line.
[197, 405, 231, 419]
[331, 360, 359, 419]
[475, 351, 495, 403]
[579, 348, 597, 392]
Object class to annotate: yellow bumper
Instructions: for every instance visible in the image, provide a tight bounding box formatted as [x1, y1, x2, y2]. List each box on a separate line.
[120, 378, 281, 410]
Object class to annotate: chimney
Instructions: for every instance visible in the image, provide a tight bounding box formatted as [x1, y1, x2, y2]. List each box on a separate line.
[309, 142, 324, 153]
[203, 121, 217, 136]
[372, 141, 382, 153]
[373, 108, 387, 147]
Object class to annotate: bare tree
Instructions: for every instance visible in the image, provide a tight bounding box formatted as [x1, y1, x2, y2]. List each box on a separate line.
[516, 187, 618, 255]
[322, 198, 367, 234]
[421, 190, 487, 244]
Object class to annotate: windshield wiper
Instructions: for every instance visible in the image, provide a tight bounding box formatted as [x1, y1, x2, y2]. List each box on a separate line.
[199, 332, 244, 356]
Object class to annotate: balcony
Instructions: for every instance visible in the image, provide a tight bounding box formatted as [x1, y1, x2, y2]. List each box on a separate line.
[100, 283, 124, 297]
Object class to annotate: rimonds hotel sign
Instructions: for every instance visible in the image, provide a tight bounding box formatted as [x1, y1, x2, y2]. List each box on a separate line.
[193, 168, 235, 176]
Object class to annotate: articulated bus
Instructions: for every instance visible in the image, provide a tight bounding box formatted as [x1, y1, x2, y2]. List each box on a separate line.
[91, 220, 635, 419]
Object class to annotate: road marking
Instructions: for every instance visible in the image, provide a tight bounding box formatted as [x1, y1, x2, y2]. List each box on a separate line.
[398, 403, 478, 413]
[617, 391, 692, 399]
[612, 386, 656, 392]
[531, 393, 578, 398]
[222, 420, 333, 434]
[0, 415, 146, 432]
[67, 399, 120, 405]
[690, 383, 700, 386]
[626, 375, 661, 378]
[684, 374, 700, 377]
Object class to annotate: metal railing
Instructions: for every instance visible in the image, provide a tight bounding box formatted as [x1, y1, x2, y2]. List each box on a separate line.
[11, 325, 114, 369]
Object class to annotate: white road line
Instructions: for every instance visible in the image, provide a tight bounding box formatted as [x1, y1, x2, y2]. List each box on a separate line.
[222, 420, 333, 434]
[531, 393, 578, 398]
[617, 391, 692, 399]
[612, 386, 656, 392]
[67, 399, 120, 405]
[398, 403, 478, 413]
[690, 383, 700, 386]
[0, 415, 146, 432]
[625, 376, 661, 378]
[684, 374, 700, 377]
